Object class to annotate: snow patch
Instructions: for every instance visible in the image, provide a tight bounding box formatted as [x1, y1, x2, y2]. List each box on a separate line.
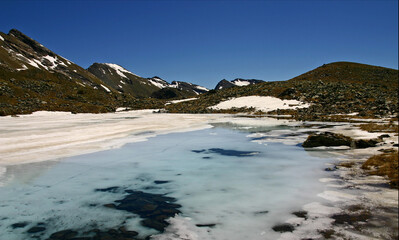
[169, 82, 179, 88]
[32, 58, 48, 70]
[16, 64, 28, 71]
[100, 84, 111, 92]
[0, 35, 4, 41]
[150, 216, 200, 240]
[195, 85, 209, 91]
[43, 55, 58, 69]
[233, 80, 251, 86]
[166, 98, 198, 105]
[317, 190, 357, 202]
[209, 96, 310, 112]
[104, 63, 140, 78]
[149, 79, 167, 88]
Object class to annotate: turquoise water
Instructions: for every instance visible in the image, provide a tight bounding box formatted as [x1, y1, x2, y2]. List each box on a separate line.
[0, 126, 333, 240]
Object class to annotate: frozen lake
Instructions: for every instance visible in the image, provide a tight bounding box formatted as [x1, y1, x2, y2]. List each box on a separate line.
[0, 122, 335, 240]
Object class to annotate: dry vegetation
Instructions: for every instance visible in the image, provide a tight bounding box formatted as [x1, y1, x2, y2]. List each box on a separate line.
[362, 150, 399, 188]
[359, 123, 399, 133]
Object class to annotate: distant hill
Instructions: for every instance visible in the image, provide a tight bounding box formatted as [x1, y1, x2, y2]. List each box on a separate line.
[214, 78, 264, 90]
[166, 62, 398, 120]
[290, 61, 398, 85]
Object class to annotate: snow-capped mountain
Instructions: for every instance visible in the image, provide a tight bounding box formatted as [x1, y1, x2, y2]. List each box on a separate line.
[215, 78, 264, 90]
[147, 77, 209, 95]
[169, 81, 209, 95]
[87, 63, 162, 98]
[88, 63, 209, 98]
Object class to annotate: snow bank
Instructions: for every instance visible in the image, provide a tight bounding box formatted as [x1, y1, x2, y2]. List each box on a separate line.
[209, 96, 310, 112]
[0, 111, 219, 165]
[166, 98, 198, 105]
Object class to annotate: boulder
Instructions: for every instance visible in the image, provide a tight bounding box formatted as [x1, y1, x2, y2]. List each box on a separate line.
[302, 132, 352, 148]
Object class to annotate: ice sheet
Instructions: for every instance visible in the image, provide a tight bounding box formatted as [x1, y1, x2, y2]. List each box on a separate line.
[0, 126, 332, 240]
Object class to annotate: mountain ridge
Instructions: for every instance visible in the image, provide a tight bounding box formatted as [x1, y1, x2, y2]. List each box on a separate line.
[1, 29, 397, 119]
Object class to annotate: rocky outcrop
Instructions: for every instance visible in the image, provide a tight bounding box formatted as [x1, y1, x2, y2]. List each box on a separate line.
[302, 132, 352, 148]
[302, 132, 381, 148]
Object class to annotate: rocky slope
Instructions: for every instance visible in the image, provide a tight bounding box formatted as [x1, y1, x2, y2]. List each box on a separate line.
[0, 29, 209, 115]
[214, 78, 264, 90]
[166, 62, 398, 120]
[0, 29, 133, 115]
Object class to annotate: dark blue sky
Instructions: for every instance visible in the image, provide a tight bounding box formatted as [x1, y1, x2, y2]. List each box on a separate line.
[1, 0, 398, 88]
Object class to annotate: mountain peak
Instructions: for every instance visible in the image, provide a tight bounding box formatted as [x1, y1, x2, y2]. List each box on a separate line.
[8, 29, 50, 54]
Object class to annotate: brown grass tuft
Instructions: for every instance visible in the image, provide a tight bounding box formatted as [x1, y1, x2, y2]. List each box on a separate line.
[359, 123, 398, 133]
[362, 151, 398, 188]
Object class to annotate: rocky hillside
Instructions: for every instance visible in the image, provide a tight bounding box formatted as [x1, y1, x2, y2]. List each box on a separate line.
[166, 62, 398, 121]
[0, 29, 209, 115]
[0, 29, 130, 115]
[215, 78, 264, 90]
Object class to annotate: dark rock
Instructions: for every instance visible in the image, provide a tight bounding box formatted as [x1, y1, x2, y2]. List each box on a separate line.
[354, 139, 380, 148]
[154, 180, 170, 185]
[302, 132, 352, 148]
[95, 186, 120, 193]
[272, 223, 295, 233]
[11, 222, 29, 228]
[48, 229, 78, 239]
[325, 166, 337, 172]
[378, 148, 396, 153]
[292, 211, 308, 219]
[103, 203, 116, 209]
[195, 223, 217, 228]
[378, 134, 390, 139]
[191, 149, 206, 153]
[118, 226, 139, 237]
[254, 210, 269, 215]
[27, 226, 46, 233]
[141, 219, 168, 232]
[332, 212, 371, 225]
[319, 229, 335, 238]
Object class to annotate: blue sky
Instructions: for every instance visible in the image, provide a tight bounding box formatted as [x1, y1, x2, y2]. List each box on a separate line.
[1, 0, 398, 88]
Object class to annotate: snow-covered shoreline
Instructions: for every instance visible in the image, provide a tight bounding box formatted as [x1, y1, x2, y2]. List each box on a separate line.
[0, 110, 217, 166]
